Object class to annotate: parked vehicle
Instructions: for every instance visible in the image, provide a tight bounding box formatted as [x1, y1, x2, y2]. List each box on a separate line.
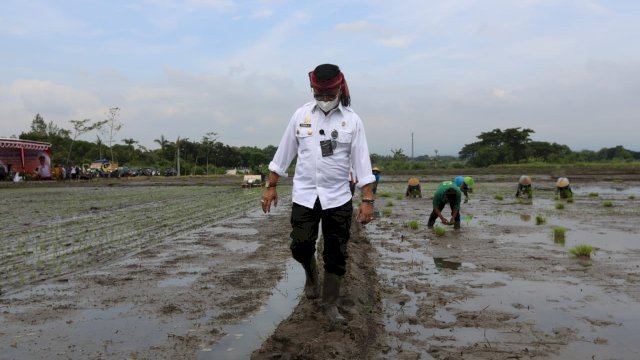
[89, 159, 119, 174]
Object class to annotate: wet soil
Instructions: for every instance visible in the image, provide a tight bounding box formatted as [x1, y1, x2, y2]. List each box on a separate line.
[1, 174, 640, 359]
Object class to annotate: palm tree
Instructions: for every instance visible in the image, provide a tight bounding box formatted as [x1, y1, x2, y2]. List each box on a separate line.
[122, 138, 138, 162]
[154, 135, 169, 160]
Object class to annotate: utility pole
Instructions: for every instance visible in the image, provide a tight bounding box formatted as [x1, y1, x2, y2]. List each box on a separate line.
[176, 136, 180, 176]
[411, 132, 414, 159]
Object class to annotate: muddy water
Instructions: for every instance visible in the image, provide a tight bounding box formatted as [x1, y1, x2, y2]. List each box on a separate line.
[366, 180, 640, 359]
[199, 259, 303, 359]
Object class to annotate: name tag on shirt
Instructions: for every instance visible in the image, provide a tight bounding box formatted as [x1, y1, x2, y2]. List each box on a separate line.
[320, 140, 334, 157]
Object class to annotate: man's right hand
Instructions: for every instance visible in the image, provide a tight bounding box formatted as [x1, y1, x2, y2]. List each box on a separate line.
[261, 188, 278, 213]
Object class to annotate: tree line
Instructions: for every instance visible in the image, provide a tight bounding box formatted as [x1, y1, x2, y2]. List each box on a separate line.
[14, 112, 639, 174]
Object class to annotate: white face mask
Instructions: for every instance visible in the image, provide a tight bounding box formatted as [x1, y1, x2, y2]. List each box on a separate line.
[316, 98, 339, 112]
[316, 95, 340, 112]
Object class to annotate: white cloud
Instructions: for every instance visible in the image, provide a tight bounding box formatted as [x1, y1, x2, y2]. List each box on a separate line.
[493, 88, 507, 98]
[250, 8, 273, 18]
[335, 20, 372, 32]
[376, 36, 414, 48]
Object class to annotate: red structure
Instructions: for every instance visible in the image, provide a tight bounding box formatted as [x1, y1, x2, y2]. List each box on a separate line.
[0, 138, 52, 176]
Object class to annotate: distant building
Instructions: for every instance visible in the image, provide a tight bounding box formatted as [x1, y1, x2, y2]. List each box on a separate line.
[0, 138, 52, 176]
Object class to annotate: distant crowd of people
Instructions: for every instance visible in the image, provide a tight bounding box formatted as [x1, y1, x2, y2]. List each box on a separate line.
[0, 159, 84, 182]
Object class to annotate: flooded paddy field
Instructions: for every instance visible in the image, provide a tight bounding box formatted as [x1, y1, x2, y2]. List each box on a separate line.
[1, 175, 639, 359]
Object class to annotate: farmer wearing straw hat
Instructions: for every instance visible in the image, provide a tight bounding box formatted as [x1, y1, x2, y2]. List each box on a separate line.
[555, 177, 573, 198]
[427, 180, 462, 229]
[405, 177, 422, 198]
[454, 176, 474, 203]
[261, 64, 376, 330]
[516, 175, 533, 198]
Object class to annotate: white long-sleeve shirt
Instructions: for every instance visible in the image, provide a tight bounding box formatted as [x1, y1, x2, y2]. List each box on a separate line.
[269, 102, 376, 210]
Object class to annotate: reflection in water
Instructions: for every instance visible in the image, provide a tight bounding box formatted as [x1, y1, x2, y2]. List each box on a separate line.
[200, 259, 303, 360]
[434, 257, 461, 271]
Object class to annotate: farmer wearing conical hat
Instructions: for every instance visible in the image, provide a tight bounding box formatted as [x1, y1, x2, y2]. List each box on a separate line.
[453, 176, 474, 203]
[555, 177, 573, 199]
[261, 64, 376, 330]
[405, 177, 422, 198]
[516, 175, 533, 198]
[427, 180, 462, 229]
[372, 166, 381, 194]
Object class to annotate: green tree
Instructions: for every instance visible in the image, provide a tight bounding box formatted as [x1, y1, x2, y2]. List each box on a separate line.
[67, 119, 107, 165]
[100, 107, 122, 162]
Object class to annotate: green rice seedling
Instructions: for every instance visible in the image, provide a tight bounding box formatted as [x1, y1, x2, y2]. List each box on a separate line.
[396, 194, 403, 200]
[377, 191, 392, 198]
[555, 203, 565, 210]
[407, 220, 420, 230]
[553, 227, 566, 243]
[495, 195, 504, 201]
[629, 195, 635, 200]
[588, 192, 599, 197]
[535, 214, 546, 225]
[554, 195, 560, 201]
[434, 225, 446, 236]
[566, 197, 574, 203]
[569, 244, 594, 258]
[386, 200, 394, 207]
[603, 200, 613, 207]
[382, 208, 392, 217]
[463, 214, 473, 226]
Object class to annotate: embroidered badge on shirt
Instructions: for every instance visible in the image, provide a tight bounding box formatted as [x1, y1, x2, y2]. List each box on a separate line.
[307, 130, 313, 135]
[304, 117, 311, 123]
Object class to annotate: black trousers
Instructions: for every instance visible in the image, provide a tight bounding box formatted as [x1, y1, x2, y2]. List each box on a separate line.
[290, 198, 353, 276]
[428, 201, 460, 224]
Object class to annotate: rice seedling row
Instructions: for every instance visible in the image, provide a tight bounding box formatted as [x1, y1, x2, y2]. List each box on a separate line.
[0, 186, 265, 293]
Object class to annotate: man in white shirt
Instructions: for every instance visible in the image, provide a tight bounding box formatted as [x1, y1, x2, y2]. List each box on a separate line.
[261, 64, 376, 329]
[37, 155, 52, 180]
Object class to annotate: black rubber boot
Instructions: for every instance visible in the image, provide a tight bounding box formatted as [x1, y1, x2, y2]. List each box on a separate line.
[454, 221, 461, 229]
[322, 271, 345, 330]
[302, 257, 320, 299]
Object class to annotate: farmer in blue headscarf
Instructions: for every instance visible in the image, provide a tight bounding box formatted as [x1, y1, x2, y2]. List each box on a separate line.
[454, 176, 474, 203]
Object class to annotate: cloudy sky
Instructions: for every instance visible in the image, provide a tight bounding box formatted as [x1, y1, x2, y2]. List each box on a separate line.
[1, 0, 638, 156]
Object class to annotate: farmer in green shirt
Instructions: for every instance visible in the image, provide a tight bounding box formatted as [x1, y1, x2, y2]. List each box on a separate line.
[427, 181, 462, 229]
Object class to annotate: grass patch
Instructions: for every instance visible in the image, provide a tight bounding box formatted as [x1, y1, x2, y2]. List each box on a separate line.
[553, 227, 566, 244]
[555, 203, 565, 210]
[588, 192, 599, 197]
[629, 195, 636, 200]
[535, 214, 546, 225]
[407, 220, 420, 230]
[602, 200, 613, 207]
[566, 198, 574, 203]
[386, 200, 394, 207]
[494, 195, 504, 201]
[377, 191, 392, 198]
[569, 244, 594, 258]
[381, 208, 392, 217]
[434, 225, 446, 236]
[396, 194, 404, 200]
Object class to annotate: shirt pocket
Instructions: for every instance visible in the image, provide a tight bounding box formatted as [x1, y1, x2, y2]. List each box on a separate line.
[295, 130, 314, 154]
[335, 130, 353, 153]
